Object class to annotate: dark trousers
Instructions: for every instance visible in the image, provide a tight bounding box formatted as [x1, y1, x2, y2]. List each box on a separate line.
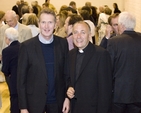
[43, 103, 62, 113]
[10, 94, 20, 113]
[112, 103, 141, 113]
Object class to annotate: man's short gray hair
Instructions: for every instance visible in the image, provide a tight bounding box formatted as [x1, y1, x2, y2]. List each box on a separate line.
[118, 12, 136, 30]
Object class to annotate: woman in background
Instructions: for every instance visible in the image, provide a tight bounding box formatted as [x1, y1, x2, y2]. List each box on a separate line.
[25, 13, 40, 37]
[113, 3, 121, 13]
[54, 11, 68, 38]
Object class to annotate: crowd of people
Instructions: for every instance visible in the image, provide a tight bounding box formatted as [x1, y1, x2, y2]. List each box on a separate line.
[0, 0, 141, 113]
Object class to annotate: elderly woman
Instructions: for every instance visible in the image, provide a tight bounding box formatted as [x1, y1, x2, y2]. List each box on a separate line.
[1, 27, 20, 113]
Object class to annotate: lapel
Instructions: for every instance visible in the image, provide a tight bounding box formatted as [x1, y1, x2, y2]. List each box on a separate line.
[51, 35, 64, 78]
[34, 36, 47, 79]
[70, 48, 77, 87]
[53, 36, 58, 77]
[75, 43, 94, 81]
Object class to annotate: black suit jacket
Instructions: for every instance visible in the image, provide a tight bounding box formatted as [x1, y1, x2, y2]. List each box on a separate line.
[17, 35, 68, 113]
[67, 43, 112, 113]
[2, 41, 20, 95]
[107, 31, 141, 103]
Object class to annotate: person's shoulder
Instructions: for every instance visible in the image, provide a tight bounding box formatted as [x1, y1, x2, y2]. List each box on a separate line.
[136, 32, 141, 36]
[93, 44, 107, 52]
[0, 24, 8, 30]
[85, 43, 107, 55]
[68, 47, 77, 54]
[18, 23, 31, 30]
[2, 45, 13, 54]
[22, 36, 38, 45]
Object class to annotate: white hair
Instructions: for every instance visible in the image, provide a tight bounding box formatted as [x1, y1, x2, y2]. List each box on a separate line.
[118, 11, 136, 30]
[5, 27, 19, 41]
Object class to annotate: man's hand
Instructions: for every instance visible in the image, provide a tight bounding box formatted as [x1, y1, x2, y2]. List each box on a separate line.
[105, 25, 113, 39]
[21, 109, 29, 113]
[62, 98, 70, 113]
[67, 87, 75, 99]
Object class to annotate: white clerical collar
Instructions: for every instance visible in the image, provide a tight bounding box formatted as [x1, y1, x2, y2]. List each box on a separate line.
[38, 33, 54, 44]
[79, 49, 84, 53]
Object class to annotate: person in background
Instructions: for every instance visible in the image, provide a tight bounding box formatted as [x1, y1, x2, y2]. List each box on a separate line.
[45, 0, 57, 14]
[80, 10, 95, 44]
[35, 1, 42, 17]
[17, 8, 69, 113]
[107, 12, 141, 113]
[64, 14, 83, 50]
[0, 10, 32, 62]
[97, 7, 112, 44]
[12, 1, 21, 18]
[25, 13, 40, 37]
[54, 12, 68, 38]
[67, 21, 112, 113]
[59, 5, 68, 14]
[42, 2, 49, 9]
[85, 2, 91, 7]
[19, 5, 30, 23]
[66, 1, 77, 14]
[18, 0, 26, 18]
[100, 13, 119, 49]
[1, 27, 20, 113]
[98, 6, 105, 17]
[113, 3, 121, 13]
[91, 6, 98, 26]
[81, 6, 95, 27]
[31, 1, 38, 16]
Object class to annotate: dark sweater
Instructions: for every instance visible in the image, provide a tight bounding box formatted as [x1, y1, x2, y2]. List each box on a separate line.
[40, 41, 56, 104]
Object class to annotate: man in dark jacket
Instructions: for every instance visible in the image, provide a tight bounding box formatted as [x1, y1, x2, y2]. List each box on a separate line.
[2, 27, 20, 113]
[107, 12, 141, 113]
[67, 21, 112, 113]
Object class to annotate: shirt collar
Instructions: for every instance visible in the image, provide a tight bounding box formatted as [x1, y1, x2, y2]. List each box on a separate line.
[38, 33, 54, 44]
[14, 23, 18, 30]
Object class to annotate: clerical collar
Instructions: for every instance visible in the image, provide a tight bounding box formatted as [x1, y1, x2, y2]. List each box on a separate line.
[39, 33, 54, 44]
[78, 43, 89, 53]
[79, 49, 84, 53]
